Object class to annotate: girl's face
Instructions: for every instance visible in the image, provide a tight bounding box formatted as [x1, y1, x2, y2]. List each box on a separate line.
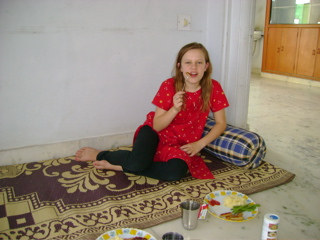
[179, 49, 209, 87]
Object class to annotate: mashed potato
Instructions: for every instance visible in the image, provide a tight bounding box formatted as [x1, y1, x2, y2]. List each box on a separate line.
[110, 237, 123, 240]
[223, 195, 246, 208]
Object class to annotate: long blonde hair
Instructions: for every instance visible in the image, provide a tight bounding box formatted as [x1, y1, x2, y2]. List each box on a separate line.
[172, 42, 213, 112]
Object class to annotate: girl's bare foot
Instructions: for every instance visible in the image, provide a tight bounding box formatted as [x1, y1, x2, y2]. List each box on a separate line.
[93, 160, 123, 171]
[75, 147, 101, 161]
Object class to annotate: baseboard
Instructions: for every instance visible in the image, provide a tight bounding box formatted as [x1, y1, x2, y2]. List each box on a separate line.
[251, 68, 261, 74]
[261, 72, 320, 88]
[0, 132, 135, 167]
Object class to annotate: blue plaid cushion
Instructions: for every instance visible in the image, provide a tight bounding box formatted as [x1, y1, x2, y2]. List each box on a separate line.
[202, 117, 266, 169]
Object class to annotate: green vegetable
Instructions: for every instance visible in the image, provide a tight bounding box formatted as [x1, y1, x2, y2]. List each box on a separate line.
[231, 203, 261, 214]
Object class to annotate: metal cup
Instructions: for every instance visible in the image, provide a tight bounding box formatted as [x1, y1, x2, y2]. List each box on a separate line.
[162, 232, 184, 240]
[180, 200, 200, 230]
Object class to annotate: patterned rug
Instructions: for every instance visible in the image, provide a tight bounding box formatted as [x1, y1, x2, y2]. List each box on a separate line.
[0, 146, 295, 240]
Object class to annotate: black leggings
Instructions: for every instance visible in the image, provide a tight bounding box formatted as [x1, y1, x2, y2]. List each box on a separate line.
[96, 125, 188, 181]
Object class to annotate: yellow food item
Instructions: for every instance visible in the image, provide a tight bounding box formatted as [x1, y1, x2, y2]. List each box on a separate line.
[110, 237, 123, 240]
[223, 195, 246, 208]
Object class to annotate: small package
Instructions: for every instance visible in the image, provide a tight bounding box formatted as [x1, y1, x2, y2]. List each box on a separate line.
[198, 204, 208, 219]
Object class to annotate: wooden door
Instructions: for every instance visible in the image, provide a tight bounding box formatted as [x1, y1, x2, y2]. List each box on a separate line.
[313, 29, 320, 78]
[296, 28, 319, 77]
[265, 28, 282, 72]
[278, 28, 298, 74]
[264, 28, 298, 73]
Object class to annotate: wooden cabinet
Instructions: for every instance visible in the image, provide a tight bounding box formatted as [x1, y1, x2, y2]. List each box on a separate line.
[264, 28, 298, 74]
[262, 27, 320, 81]
[314, 34, 320, 78]
[264, 28, 281, 72]
[296, 28, 319, 77]
[262, 0, 320, 81]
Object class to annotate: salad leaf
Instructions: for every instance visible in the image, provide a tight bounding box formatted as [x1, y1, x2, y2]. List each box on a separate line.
[231, 203, 261, 214]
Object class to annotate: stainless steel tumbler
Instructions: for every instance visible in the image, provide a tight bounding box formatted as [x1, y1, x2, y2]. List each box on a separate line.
[180, 200, 200, 230]
[162, 232, 184, 240]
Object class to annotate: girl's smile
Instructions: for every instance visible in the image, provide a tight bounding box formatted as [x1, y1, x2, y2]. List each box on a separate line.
[188, 72, 199, 78]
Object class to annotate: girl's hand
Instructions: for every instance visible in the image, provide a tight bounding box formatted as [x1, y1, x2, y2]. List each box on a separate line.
[180, 141, 204, 157]
[173, 91, 185, 112]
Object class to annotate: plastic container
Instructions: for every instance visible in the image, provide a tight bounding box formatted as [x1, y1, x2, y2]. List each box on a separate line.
[261, 213, 280, 240]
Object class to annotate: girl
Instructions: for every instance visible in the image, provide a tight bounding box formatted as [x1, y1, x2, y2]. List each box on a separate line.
[75, 42, 229, 181]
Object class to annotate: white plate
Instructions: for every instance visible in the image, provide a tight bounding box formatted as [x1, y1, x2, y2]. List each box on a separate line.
[203, 190, 258, 222]
[96, 228, 157, 240]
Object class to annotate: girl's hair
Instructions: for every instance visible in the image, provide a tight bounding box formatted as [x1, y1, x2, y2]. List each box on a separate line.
[172, 42, 213, 112]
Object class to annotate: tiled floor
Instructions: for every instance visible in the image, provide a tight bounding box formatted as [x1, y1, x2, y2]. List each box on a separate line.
[145, 74, 320, 240]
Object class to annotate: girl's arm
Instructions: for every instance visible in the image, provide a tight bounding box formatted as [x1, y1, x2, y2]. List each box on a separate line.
[180, 109, 227, 156]
[153, 91, 185, 132]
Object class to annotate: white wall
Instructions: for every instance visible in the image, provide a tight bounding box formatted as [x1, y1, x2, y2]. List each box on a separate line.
[252, 0, 266, 73]
[0, 0, 255, 166]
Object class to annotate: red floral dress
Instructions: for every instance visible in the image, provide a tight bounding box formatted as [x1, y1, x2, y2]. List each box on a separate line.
[135, 78, 229, 179]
